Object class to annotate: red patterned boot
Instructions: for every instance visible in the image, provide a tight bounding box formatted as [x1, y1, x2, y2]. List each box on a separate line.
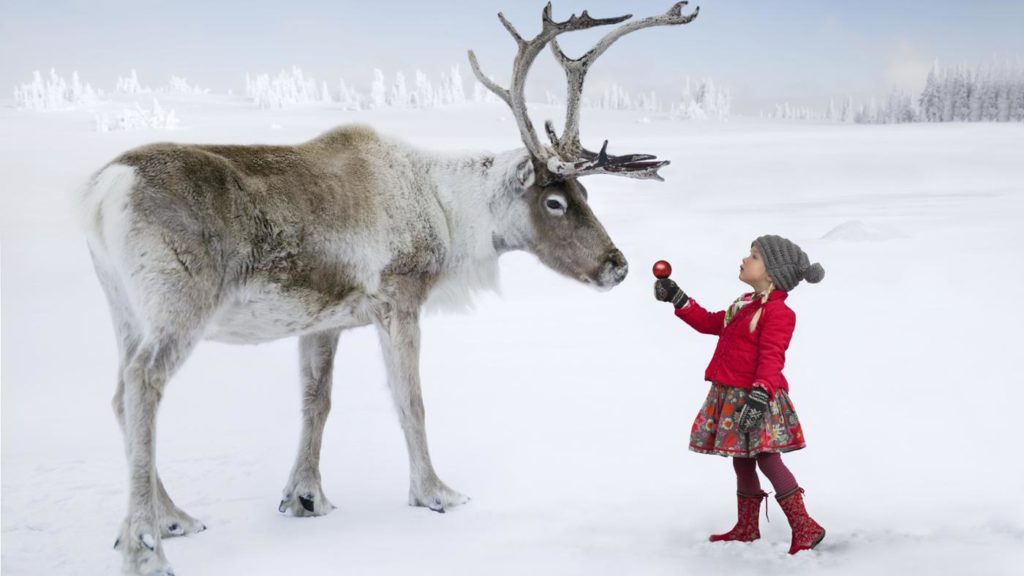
[709, 490, 768, 542]
[776, 487, 826, 554]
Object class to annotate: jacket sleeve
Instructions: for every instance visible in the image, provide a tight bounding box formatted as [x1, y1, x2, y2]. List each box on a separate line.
[674, 298, 726, 336]
[753, 304, 796, 395]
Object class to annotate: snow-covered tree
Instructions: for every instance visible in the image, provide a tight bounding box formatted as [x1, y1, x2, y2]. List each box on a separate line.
[14, 69, 98, 110]
[116, 69, 149, 95]
[245, 67, 320, 108]
[337, 77, 362, 110]
[855, 97, 878, 123]
[597, 83, 632, 110]
[429, 65, 463, 106]
[919, 61, 943, 122]
[916, 59, 1023, 123]
[639, 91, 659, 112]
[695, 78, 717, 117]
[95, 98, 179, 132]
[1012, 73, 1024, 122]
[848, 89, 918, 124]
[889, 90, 918, 123]
[673, 99, 707, 120]
[766, 102, 817, 121]
[952, 65, 972, 121]
[412, 70, 433, 108]
[69, 72, 96, 103]
[446, 64, 466, 105]
[370, 69, 387, 108]
[979, 65, 995, 121]
[670, 77, 730, 120]
[472, 77, 501, 104]
[996, 82, 1012, 121]
[940, 67, 955, 122]
[163, 76, 209, 95]
[841, 96, 854, 122]
[388, 71, 409, 107]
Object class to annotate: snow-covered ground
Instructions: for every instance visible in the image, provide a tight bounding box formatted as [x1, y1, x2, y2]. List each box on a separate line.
[2, 96, 1023, 575]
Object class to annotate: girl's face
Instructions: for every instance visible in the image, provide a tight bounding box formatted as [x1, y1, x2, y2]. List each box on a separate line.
[739, 245, 772, 287]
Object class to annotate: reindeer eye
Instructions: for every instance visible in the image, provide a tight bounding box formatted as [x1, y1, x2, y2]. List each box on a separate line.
[545, 197, 567, 214]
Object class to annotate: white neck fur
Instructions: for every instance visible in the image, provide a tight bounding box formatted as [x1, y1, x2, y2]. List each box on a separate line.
[418, 147, 533, 313]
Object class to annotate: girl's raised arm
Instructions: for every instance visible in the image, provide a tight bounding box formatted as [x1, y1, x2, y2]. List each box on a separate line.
[674, 299, 726, 336]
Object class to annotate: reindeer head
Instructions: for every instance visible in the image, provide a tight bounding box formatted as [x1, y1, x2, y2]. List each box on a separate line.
[470, 2, 699, 290]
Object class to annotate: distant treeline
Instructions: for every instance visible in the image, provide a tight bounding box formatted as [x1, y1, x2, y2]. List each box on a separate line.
[765, 60, 1024, 124]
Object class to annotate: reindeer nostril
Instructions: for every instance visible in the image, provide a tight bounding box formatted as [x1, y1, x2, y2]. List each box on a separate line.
[606, 249, 627, 268]
[603, 249, 629, 283]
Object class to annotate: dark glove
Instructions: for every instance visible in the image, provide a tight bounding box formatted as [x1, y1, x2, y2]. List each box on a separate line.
[736, 385, 771, 433]
[654, 278, 689, 308]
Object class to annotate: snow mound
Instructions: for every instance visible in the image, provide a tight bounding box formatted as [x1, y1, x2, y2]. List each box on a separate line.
[821, 220, 907, 242]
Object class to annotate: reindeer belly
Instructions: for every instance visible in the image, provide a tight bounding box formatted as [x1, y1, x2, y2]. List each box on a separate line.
[204, 282, 371, 344]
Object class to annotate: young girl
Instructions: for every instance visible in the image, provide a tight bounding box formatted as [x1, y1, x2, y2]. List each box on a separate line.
[654, 235, 826, 554]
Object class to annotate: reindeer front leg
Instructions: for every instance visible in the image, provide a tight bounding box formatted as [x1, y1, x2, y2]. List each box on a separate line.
[374, 302, 469, 513]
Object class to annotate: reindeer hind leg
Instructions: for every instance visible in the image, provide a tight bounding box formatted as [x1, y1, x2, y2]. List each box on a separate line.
[101, 270, 207, 546]
[101, 233, 219, 575]
[103, 278, 207, 541]
[279, 329, 341, 517]
[117, 330, 203, 576]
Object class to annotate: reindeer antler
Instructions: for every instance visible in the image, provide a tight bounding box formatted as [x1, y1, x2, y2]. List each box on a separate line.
[548, 2, 699, 171]
[469, 3, 630, 184]
[470, 3, 700, 184]
[543, 124, 671, 180]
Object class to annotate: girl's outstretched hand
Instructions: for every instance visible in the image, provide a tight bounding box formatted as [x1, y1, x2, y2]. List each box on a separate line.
[736, 386, 770, 433]
[654, 279, 689, 308]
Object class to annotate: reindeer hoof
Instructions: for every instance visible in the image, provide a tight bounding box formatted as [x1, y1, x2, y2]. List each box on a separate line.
[117, 519, 175, 575]
[278, 487, 334, 517]
[158, 504, 206, 539]
[410, 480, 470, 513]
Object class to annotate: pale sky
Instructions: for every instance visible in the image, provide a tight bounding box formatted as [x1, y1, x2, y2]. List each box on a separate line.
[2, 0, 1023, 114]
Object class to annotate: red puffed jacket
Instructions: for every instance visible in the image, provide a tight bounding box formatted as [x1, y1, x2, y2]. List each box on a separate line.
[674, 290, 795, 395]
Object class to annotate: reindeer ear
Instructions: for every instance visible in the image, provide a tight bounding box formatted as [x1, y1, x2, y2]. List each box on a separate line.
[514, 156, 535, 192]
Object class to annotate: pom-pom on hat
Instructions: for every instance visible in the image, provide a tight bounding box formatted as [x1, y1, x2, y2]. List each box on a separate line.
[752, 235, 824, 291]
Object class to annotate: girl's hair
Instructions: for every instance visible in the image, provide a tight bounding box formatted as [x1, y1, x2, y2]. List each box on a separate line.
[748, 282, 774, 333]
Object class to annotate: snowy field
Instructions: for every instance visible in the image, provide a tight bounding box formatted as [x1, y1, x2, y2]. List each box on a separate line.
[2, 96, 1024, 575]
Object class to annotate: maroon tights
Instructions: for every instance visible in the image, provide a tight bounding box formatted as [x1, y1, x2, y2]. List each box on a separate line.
[733, 453, 798, 495]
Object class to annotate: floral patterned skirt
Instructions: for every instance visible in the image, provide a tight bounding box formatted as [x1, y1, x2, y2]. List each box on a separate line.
[689, 383, 806, 458]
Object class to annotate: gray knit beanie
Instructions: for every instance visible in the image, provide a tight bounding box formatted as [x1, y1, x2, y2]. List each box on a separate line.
[752, 235, 825, 292]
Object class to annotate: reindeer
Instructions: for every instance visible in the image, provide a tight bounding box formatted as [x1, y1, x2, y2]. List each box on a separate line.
[81, 3, 698, 574]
